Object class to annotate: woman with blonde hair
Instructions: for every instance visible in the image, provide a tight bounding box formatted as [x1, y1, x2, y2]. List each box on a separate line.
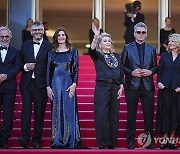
[90, 23, 124, 149]
[156, 33, 180, 149]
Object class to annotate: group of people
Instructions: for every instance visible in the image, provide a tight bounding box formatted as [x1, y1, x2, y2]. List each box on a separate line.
[0, 13, 180, 151]
[0, 22, 87, 149]
[90, 21, 180, 150]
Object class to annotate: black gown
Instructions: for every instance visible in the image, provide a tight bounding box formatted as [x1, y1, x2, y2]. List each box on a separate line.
[160, 28, 176, 55]
[156, 53, 180, 134]
[46, 48, 81, 148]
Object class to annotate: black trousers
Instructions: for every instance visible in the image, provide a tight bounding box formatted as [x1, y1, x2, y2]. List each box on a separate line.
[94, 81, 120, 147]
[0, 87, 16, 144]
[125, 85, 154, 143]
[20, 79, 47, 143]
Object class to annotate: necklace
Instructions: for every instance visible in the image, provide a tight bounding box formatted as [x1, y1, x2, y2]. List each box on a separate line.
[100, 52, 118, 68]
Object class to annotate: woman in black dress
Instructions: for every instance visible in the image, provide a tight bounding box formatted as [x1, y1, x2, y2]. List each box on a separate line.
[22, 18, 33, 42]
[160, 17, 176, 55]
[156, 33, 180, 149]
[90, 23, 124, 149]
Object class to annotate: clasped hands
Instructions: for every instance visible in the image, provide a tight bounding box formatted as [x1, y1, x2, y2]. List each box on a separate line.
[131, 68, 152, 77]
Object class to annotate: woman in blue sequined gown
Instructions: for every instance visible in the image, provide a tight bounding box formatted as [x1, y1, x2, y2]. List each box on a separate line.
[46, 27, 83, 149]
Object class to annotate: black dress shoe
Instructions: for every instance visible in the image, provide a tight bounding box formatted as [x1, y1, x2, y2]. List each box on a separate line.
[99, 146, 106, 149]
[75, 144, 90, 149]
[160, 143, 168, 149]
[17, 137, 29, 148]
[127, 141, 134, 149]
[33, 142, 41, 149]
[1, 143, 9, 149]
[108, 145, 114, 149]
[169, 143, 178, 149]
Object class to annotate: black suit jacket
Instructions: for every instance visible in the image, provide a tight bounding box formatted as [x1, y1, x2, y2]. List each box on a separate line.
[123, 12, 144, 44]
[158, 52, 180, 89]
[121, 41, 157, 91]
[20, 40, 52, 89]
[0, 46, 21, 90]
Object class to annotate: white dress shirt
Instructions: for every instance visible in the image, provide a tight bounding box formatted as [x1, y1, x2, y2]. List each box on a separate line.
[24, 39, 43, 78]
[0, 46, 8, 63]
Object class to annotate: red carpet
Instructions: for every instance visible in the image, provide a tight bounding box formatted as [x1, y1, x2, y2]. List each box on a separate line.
[0, 149, 180, 154]
[1, 55, 180, 153]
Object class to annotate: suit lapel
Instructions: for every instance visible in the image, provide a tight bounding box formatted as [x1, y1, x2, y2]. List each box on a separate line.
[35, 40, 46, 60]
[29, 41, 36, 62]
[132, 42, 140, 65]
[2, 47, 10, 63]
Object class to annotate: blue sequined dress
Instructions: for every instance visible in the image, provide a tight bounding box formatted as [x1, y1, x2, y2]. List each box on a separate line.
[46, 48, 81, 149]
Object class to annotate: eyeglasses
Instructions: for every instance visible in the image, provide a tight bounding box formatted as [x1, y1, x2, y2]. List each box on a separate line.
[0, 35, 10, 39]
[136, 31, 147, 35]
[32, 29, 43, 32]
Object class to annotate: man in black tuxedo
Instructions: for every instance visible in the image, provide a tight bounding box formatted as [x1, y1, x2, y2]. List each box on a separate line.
[123, 1, 144, 44]
[18, 21, 52, 149]
[0, 26, 21, 149]
[121, 22, 157, 149]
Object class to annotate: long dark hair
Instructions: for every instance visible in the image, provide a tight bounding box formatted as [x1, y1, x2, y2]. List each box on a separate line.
[52, 27, 71, 51]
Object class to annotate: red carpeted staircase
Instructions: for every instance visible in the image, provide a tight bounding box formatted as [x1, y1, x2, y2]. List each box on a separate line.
[1, 55, 180, 153]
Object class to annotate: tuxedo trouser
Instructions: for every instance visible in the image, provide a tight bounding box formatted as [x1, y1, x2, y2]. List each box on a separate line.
[125, 85, 154, 143]
[20, 79, 47, 143]
[0, 87, 16, 144]
[94, 81, 120, 147]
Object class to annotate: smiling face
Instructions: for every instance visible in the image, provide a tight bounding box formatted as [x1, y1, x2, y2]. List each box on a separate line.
[57, 31, 67, 44]
[168, 39, 178, 51]
[100, 36, 112, 52]
[31, 25, 44, 41]
[0, 28, 12, 47]
[134, 27, 147, 44]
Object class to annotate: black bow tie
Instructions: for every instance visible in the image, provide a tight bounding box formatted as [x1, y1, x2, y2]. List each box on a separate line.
[0, 46, 8, 50]
[33, 41, 40, 45]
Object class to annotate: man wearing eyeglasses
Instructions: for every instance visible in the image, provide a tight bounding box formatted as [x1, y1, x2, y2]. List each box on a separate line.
[121, 22, 157, 149]
[17, 21, 52, 149]
[0, 26, 21, 148]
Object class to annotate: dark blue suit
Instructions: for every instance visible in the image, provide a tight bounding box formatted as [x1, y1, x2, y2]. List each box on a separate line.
[158, 52, 180, 89]
[121, 41, 157, 144]
[0, 47, 20, 145]
[20, 40, 52, 144]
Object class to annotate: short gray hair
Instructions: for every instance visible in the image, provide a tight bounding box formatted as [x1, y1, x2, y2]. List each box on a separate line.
[168, 33, 180, 52]
[30, 21, 44, 31]
[96, 32, 114, 52]
[134, 22, 148, 32]
[0, 26, 12, 37]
